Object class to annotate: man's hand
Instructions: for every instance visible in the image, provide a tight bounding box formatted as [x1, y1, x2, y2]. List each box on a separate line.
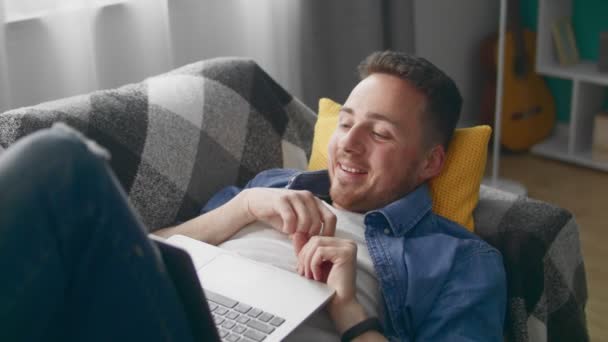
[295, 236, 363, 329]
[296, 236, 357, 297]
[296, 236, 386, 340]
[241, 188, 337, 252]
[154, 188, 336, 248]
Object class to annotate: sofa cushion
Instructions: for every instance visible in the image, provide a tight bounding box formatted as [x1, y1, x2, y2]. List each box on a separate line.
[307, 97, 491, 231]
[0, 58, 316, 230]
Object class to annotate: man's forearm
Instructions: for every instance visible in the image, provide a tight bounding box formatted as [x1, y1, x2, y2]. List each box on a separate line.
[153, 190, 254, 245]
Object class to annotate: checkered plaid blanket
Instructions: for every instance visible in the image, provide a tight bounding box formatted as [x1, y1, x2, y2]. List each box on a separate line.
[475, 185, 589, 342]
[0, 58, 316, 230]
[0, 58, 588, 342]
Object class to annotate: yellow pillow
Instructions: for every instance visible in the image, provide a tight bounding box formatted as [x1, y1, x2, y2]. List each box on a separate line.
[307, 98, 491, 232]
[308, 98, 342, 171]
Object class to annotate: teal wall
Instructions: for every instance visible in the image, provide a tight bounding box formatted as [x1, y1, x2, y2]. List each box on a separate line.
[521, 0, 608, 122]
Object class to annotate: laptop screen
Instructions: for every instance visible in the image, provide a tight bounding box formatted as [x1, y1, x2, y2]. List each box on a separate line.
[153, 238, 221, 342]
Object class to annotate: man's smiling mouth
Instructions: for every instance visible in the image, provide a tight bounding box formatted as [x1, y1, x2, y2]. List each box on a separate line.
[339, 163, 367, 174]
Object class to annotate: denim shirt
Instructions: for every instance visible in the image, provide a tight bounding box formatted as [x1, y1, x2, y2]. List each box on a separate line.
[202, 169, 507, 341]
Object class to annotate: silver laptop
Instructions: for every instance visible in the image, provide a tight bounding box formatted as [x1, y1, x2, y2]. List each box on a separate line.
[154, 234, 335, 342]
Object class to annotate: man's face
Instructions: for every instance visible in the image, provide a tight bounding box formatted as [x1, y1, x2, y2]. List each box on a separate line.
[328, 73, 433, 212]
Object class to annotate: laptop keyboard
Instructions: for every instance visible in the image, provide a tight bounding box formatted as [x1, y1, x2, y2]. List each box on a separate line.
[205, 290, 286, 342]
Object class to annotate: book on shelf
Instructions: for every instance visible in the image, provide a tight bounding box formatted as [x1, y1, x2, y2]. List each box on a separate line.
[552, 17, 579, 66]
[592, 111, 608, 162]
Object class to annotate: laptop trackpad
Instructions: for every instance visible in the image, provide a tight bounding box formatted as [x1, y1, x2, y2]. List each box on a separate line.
[198, 253, 335, 320]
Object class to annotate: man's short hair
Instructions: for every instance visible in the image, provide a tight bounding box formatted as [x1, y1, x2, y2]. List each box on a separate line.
[358, 51, 462, 150]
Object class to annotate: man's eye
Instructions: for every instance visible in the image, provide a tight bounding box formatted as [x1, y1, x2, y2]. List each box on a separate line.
[373, 132, 389, 139]
[339, 123, 351, 129]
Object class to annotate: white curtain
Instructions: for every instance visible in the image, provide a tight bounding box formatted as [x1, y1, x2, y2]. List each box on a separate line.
[0, 0, 414, 112]
[0, 0, 172, 111]
[168, 0, 414, 109]
[167, 0, 305, 102]
[0, 1, 9, 112]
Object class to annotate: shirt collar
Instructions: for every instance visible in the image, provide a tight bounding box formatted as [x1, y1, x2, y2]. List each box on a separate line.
[366, 183, 432, 237]
[286, 170, 332, 202]
[286, 170, 432, 236]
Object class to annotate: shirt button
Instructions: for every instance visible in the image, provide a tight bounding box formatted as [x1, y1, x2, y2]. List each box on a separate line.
[383, 228, 391, 235]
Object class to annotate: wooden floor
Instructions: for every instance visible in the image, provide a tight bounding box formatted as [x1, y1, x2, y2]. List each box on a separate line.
[487, 152, 608, 341]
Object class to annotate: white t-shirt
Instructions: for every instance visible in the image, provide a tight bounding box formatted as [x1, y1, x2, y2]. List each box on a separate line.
[218, 202, 384, 341]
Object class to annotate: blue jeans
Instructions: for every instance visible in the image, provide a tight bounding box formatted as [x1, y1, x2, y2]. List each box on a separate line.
[0, 124, 194, 342]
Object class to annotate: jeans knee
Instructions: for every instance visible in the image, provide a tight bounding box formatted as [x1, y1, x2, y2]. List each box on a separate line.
[3, 123, 111, 182]
[25, 123, 108, 162]
[0, 123, 113, 224]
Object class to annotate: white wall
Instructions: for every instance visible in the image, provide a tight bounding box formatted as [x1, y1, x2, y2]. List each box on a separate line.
[414, 0, 499, 125]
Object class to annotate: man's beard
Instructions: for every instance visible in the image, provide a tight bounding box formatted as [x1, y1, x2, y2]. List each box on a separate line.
[329, 181, 367, 212]
[328, 165, 420, 213]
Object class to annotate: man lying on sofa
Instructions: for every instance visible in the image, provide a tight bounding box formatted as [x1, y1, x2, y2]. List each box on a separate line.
[1, 51, 506, 341]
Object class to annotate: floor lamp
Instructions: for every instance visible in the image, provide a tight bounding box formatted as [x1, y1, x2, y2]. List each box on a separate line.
[482, 0, 527, 196]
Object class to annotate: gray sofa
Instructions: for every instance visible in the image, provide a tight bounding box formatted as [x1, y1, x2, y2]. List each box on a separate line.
[0, 58, 589, 342]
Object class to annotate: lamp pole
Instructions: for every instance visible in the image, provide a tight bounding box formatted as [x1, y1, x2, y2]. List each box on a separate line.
[485, 0, 527, 196]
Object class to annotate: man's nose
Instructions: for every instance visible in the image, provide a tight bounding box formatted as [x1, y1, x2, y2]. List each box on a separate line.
[341, 125, 365, 154]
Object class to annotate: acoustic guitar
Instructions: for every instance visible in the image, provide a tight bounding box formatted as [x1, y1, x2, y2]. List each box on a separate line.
[480, 0, 556, 151]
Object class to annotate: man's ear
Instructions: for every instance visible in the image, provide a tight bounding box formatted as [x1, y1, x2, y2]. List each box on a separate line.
[418, 145, 445, 183]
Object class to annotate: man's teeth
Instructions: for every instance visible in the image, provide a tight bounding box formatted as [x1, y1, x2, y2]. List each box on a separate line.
[340, 164, 366, 174]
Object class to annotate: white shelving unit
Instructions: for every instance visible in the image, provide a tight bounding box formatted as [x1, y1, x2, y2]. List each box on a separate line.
[533, 0, 608, 171]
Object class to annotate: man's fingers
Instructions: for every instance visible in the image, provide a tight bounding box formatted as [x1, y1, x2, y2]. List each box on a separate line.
[247, 189, 333, 238]
[276, 198, 297, 234]
[318, 201, 337, 237]
[300, 240, 311, 279]
[298, 236, 357, 279]
[311, 247, 335, 281]
[291, 231, 309, 255]
[302, 237, 333, 279]
[297, 236, 315, 279]
[289, 192, 316, 234]
[299, 191, 324, 236]
[311, 248, 324, 281]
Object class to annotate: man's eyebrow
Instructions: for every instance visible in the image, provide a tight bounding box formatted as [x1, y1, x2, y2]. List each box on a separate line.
[366, 112, 399, 127]
[339, 106, 354, 114]
[340, 106, 399, 127]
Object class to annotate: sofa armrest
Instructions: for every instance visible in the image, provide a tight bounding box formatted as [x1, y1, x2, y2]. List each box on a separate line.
[474, 185, 589, 342]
